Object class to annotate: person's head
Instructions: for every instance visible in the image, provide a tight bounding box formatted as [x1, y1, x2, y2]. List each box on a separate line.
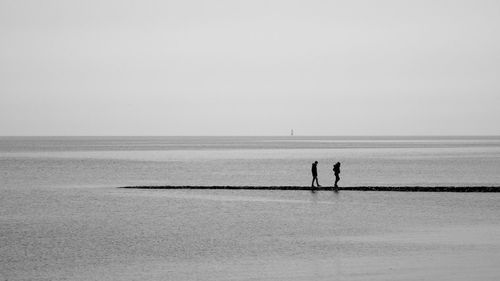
[314, 161, 318, 164]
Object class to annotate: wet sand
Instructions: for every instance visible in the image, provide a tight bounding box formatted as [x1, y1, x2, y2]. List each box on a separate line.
[120, 185, 500, 192]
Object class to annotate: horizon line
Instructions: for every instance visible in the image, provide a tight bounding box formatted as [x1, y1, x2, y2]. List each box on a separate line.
[1, 134, 500, 138]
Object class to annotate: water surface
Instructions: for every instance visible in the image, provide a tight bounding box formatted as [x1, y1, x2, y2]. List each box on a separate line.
[1, 136, 499, 280]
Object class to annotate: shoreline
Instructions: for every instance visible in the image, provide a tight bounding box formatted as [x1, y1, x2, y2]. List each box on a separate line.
[119, 186, 500, 192]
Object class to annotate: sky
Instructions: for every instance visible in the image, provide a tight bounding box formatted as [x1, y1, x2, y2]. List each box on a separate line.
[1, 0, 499, 136]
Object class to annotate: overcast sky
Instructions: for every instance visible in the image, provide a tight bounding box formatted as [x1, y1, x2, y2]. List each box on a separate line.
[1, 0, 499, 136]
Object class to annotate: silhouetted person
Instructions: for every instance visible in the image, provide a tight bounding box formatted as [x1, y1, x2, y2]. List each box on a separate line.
[311, 161, 321, 188]
[333, 162, 341, 188]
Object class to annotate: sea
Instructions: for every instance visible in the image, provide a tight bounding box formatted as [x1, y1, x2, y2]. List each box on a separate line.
[1, 136, 500, 280]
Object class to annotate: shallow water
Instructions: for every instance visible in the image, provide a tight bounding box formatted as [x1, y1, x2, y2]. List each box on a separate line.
[1, 137, 500, 280]
[1, 188, 499, 280]
[1, 136, 500, 187]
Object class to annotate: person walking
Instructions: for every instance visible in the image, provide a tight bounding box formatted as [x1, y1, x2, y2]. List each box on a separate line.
[311, 161, 321, 188]
[333, 162, 341, 188]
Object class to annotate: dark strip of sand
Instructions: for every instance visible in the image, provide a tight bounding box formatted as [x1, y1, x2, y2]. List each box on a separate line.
[119, 186, 500, 192]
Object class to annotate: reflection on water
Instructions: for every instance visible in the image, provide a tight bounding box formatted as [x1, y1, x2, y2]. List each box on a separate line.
[1, 137, 500, 280]
[1, 187, 500, 281]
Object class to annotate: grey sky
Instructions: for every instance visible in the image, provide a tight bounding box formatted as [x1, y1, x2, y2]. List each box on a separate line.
[1, 0, 499, 135]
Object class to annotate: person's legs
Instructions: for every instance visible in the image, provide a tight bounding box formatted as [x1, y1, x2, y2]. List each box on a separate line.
[334, 175, 340, 187]
[312, 176, 320, 187]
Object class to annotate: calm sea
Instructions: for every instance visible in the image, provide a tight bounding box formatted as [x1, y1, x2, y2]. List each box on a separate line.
[1, 136, 500, 280]
[1, 136, 500, 187]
